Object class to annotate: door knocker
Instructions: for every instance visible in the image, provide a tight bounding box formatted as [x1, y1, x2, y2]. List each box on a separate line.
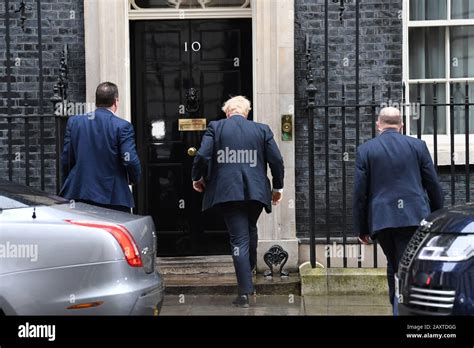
[185, 88, 200, 113]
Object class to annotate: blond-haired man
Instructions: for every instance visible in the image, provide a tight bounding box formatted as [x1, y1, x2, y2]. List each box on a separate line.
[192, 96, 284, 308]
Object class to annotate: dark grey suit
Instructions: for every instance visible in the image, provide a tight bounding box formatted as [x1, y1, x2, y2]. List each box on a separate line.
[192, 115, 284, 213]
[192, 115, 284, 295]
[353, 128, 444, 309]
[353, 129, 444, 237]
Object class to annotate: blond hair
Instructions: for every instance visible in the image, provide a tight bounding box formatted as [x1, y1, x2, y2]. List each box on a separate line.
[222, 96, 252, 116]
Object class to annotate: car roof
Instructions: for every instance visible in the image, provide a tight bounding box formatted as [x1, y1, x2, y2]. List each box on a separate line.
[429, 203, 474, 234]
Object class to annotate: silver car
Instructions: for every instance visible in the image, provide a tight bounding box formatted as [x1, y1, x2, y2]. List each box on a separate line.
[0, 179, 164, 315]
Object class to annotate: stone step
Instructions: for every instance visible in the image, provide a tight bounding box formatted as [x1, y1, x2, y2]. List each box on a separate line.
[299, 262, 388, 296]
[156, 255, 235, 275]
[163, 273, 301, 295]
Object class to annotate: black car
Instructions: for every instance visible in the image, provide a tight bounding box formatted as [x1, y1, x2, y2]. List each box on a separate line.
[398, 204, 474, 315]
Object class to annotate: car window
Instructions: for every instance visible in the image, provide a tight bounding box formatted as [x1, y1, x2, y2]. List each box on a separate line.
[462, 222, 474, 233]
[0, 196, 29, 209]
[0, 180, 68, 209]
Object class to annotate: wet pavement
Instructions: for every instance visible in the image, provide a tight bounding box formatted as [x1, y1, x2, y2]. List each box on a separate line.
[160, 294, 392, 316]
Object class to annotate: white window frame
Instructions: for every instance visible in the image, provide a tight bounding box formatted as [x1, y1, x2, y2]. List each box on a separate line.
[403, 0, 474, 165]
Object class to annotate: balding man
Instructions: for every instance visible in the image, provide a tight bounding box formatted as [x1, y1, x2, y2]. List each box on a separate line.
[353, 107, 444, 314]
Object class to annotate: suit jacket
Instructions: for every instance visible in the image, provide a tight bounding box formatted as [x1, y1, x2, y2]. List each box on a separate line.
[60, 108, 141, 208]
[353, 129, 444, 236]
[192, 115, 284, 213]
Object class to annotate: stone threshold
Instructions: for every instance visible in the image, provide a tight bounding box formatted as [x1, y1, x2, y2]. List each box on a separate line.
[156, 255, 235, 275]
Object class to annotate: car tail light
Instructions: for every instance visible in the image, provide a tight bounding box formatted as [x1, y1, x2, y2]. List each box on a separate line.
[65, 220, 143, 267]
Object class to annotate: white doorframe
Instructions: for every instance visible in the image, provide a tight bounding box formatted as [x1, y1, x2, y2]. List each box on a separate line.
[83, 0, 299, 271]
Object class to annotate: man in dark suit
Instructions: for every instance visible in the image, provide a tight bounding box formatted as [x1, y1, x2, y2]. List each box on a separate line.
[60, 82, 141, 212]
[192, 96, 285, 308]
[353, 107, 444, 313]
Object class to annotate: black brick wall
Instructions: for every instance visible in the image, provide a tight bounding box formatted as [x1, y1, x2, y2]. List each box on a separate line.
[438, 166, 474, 208]
[295, 0, 404, 239]
[0, 0, 85, 193]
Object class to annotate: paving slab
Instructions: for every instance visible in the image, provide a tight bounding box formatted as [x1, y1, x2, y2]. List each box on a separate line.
[160, 294, 392, 316]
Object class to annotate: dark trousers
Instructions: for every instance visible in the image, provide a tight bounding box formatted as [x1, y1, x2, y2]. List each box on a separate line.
[76, 199, 131, 213]
[219, 201, 264, 295]
[376, 226, 417, 307]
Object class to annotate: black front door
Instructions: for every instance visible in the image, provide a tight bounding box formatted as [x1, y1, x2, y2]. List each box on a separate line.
[131, 19, 253, 256]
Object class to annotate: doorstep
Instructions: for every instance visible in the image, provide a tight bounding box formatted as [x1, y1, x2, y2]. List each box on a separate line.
[162, 273, 301, 295]
[156, 255, 300, 295]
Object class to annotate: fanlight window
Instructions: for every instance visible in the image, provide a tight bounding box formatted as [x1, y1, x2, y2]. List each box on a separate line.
[131, 0, 251, 9]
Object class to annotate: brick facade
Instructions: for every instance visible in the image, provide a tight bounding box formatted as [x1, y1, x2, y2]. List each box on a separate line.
[0, 0, 472, 242]
[0, 0, 85, 193]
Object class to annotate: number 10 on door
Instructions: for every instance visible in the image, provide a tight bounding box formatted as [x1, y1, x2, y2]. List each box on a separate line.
[184, 41, 201, 52]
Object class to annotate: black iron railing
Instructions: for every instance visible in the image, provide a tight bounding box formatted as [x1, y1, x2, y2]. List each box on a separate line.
[0, 115, 68, 194]
[1, 0, 70, 195]
[305, 80, 474, 269]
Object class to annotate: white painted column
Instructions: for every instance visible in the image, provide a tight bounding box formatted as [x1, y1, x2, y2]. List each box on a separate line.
[84, 0, 131, 121]
[253, 0, 298, 272]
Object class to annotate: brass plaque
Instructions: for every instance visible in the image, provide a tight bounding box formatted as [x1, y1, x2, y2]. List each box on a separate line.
[179, 118, 207, 131]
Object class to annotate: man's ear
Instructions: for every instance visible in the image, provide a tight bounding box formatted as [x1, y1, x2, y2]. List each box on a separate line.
[113, 99, 119, 112]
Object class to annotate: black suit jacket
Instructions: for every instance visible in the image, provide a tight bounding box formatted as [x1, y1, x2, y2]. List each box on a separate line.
[353, 129, 444, 236]
[192, 115, 284, 213]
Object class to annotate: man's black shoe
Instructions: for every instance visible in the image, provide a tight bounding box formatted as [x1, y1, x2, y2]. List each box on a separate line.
[232, 294, 249, 308]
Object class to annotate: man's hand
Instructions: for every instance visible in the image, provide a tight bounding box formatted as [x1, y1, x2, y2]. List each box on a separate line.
[358, 234, 371, 245]
[272, 191, 282, 205]
[193, 178, 206, 193]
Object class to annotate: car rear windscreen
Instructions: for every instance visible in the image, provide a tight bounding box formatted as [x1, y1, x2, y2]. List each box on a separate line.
[0, 180, 68, 209]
